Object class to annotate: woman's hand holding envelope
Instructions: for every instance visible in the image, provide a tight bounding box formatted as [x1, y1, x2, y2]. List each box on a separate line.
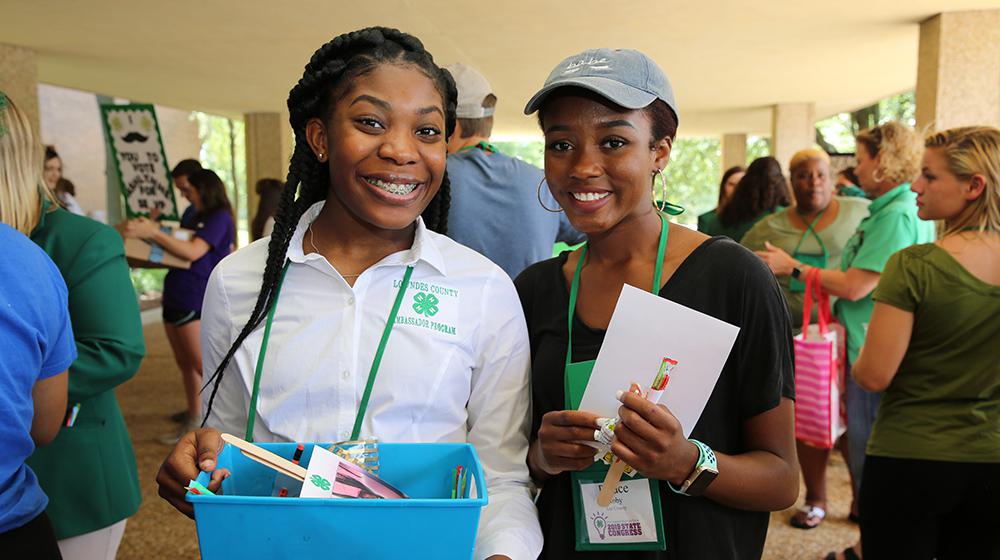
[529, 409, 601, 481]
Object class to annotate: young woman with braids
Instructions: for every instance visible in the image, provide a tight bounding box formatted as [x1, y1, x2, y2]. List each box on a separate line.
[155, 27, 540, 560]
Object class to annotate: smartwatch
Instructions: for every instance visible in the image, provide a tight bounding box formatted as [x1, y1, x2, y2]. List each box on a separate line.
[791, 266, 803, 280]
[668, 439, 718, 497]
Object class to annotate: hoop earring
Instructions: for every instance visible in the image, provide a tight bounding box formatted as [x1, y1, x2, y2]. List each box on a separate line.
[537, 177, 563, 213]
[872, 169, 885, 183]
[652, 170, 667, 213]
[652, 169, 686, 216]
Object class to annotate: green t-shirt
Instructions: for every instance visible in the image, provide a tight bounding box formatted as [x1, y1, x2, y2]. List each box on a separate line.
[867, 244, 1000, 462]
[741, 197, 870, 333]
[699, 207, 782, 241]
[833, 184, 935, 363]
[837, 184, 867, 198]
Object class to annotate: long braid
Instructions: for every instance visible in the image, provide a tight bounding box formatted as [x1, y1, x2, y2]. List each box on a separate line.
[201, 26, 458, 426]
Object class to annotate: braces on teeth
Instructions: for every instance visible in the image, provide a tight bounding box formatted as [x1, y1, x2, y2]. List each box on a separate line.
[369, 178, 418, 195]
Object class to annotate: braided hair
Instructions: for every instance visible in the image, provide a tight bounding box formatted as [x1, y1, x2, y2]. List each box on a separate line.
[202, 27, 458, 425]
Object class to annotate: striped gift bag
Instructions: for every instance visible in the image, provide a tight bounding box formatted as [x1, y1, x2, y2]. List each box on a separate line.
[793, 269, 846, 449]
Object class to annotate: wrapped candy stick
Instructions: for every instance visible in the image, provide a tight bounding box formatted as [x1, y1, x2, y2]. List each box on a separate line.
[596, 357, 679, 507]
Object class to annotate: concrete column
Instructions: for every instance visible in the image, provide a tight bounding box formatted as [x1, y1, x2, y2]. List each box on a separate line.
[771, 103, 815, 174]
[244, 112, 292, 232]
[0, 43, 40, 134]
[721, 133, 747, 170]
[916, 10, 1000, 131]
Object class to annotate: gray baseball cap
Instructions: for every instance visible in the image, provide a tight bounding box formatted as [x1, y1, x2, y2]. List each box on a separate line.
[445, 63, 496, 119]
[523, 48, 678, 122]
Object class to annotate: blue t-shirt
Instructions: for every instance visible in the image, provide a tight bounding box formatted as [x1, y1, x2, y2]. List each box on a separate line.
[446, 147, 584, 278]
[0, 223, 76, 533]
[163, 206, 235, 312]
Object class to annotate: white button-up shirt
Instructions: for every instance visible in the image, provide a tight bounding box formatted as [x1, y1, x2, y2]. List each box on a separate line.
[201, 202, 541, 560]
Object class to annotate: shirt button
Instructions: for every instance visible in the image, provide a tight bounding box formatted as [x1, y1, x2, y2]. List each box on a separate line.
[341, 370, 350, 380]
[347, 296, 356, 305]
[340, 430, 350, 440]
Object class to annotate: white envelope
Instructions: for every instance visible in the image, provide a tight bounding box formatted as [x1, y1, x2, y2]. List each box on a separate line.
[577, 284, 740, 438]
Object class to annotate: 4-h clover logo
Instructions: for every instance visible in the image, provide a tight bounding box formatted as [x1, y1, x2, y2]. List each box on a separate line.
[592, 512, 608, 540]
[412, 291, 439, 317]
[309, 474, 331, 491]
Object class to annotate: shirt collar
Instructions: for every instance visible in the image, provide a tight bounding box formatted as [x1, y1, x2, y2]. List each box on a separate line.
[287, 201, 448, 276]
[868, 183, 911, 216]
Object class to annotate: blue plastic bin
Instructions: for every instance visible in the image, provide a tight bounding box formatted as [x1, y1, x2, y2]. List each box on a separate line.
[187, 442, 488, 559]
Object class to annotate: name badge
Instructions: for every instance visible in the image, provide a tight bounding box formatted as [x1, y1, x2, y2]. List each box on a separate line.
[571, 465, 665, 551]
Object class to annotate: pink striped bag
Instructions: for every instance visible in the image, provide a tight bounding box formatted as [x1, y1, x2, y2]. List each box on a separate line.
[793, 268, 846, 449]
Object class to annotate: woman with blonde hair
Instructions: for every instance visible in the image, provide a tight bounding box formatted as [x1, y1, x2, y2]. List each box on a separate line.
[0, 91, 145, 560]
[851, 126, 1000, 559]
[0, 91, 74, 560]
[743, 147, 869, 529]
[757, 121, 935, 560]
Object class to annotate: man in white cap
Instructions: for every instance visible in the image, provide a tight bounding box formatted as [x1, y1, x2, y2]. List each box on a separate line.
[444, 63, 582, 279]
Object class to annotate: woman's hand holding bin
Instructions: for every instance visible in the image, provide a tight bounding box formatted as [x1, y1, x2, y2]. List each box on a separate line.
[156, 427, 230, 518]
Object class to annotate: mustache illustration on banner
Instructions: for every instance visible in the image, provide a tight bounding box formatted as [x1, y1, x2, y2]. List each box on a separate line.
[121, 132, 150, 143]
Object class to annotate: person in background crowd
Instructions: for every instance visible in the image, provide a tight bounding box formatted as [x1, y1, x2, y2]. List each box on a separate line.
[43, 146, 84, 215]
[698, 165, 745, 233]
[124, 167, 235, 443]
[3, 91, 141, 560]
[251, 178, 284, 240]
[444, 63, 583, 279]
[756, 121, 933, 560]
[518, 48, 797, 559]
[836, 166, 866, 198]
[54, 178, 81, 212]
[170, 158, 203, 202]
[706, 156, 790, 240]
[0, 223, 72, 560]
[852, 126, 1000, 559]
[154, 27, 542, 559]
[742, 148, 869, 530]
[0, 92, 74, 560]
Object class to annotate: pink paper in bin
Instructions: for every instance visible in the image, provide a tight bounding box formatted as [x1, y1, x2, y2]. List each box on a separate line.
[187, 442, 487, 559]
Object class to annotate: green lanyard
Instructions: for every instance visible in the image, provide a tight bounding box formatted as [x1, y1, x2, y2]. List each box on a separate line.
[564, 213, 668, 408]
[456, 141, 498, 154]
[245, 261, 415, 441]
[791, 208, 829, 257]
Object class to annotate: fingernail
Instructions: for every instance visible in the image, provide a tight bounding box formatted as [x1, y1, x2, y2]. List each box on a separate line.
[616, 390, 625, 402]
[201, 459, 215, 471]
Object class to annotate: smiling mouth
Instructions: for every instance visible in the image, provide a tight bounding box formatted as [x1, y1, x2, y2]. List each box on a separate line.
[570, 192, 610, 202]
[363, 176, 422, 196]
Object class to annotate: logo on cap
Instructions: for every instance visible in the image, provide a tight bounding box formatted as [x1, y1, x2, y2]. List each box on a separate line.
[563, 56, 611, 74]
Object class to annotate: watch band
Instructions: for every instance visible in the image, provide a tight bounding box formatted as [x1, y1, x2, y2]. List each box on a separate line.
[791, 266, 803, 280]
[667, 439, 719, 497]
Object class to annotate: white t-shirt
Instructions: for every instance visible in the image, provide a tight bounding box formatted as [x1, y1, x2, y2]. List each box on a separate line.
[201, 201, 541, 559]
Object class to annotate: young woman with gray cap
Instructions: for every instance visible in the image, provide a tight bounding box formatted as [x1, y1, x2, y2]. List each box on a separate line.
[515, 48, 798, 558]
